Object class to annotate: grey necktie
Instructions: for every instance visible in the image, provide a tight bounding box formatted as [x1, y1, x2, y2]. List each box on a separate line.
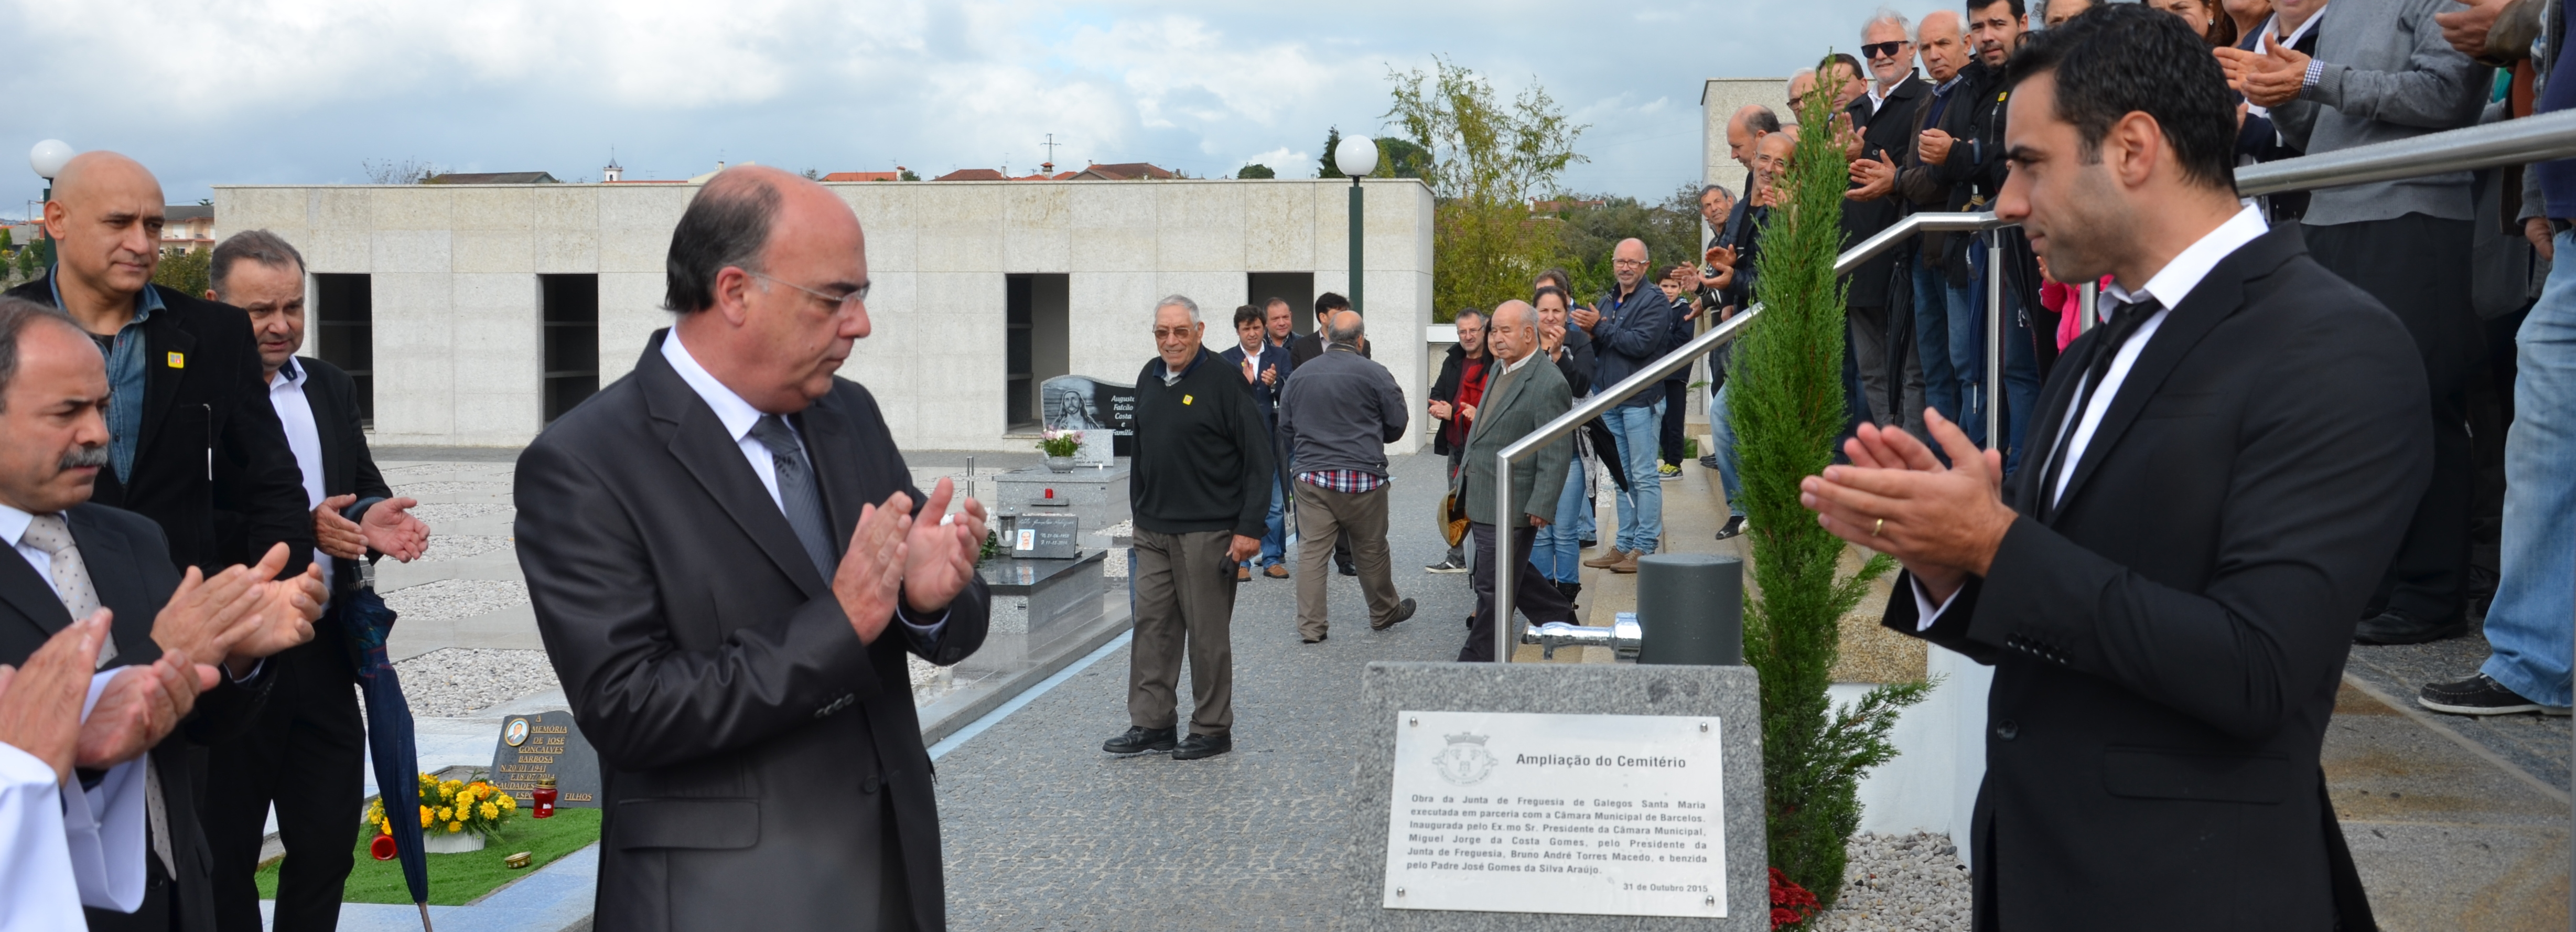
[22, 514, 173, 877]
[749, 415, 837, 578]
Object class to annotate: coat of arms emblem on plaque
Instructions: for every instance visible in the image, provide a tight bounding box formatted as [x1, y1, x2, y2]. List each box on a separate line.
[1432, 732, 1496, 785]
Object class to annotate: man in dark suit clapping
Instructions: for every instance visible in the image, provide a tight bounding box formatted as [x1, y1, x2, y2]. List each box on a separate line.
[514, 167, 992, 931]
[199, 230, 429, 932]
[1799, 9, 2429, 929]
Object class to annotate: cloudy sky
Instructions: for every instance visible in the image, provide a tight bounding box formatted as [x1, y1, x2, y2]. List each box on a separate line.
[3, 0, 1943, 215]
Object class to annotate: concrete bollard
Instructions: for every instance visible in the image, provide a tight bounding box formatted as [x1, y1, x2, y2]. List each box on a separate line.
[1634, 553, 1743, 666]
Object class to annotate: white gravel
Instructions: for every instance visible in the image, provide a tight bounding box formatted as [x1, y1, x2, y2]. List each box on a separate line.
[1810, 832, 1972, 931]
[416, 534, 514, 563]
[382, 579, 530, 623]
[394, 648, 561, 717]
[409, 502, 512, 526]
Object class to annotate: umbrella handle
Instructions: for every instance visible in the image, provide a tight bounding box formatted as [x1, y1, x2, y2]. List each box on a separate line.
[417, 901, 434, 931]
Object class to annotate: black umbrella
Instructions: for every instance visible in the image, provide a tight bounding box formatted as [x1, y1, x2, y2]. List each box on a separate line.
[340, 587, 435, 930]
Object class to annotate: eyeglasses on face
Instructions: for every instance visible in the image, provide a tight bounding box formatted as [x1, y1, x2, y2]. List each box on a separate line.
[1152, 327, 1198, 341]
[746, 270, 869, 313]
[1613, 258, 1650, 267]
[1862, 40, 1909, 59]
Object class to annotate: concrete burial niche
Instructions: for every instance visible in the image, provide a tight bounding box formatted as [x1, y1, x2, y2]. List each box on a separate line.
[1346, 662, 1767, 932]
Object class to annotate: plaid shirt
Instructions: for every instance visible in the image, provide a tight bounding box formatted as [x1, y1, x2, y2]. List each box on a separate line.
[1298, 469, 1387, 495]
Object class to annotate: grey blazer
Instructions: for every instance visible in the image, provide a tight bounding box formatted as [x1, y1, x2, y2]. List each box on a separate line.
[1457, 355, 1573, 526]
[514, 329, 990, 932]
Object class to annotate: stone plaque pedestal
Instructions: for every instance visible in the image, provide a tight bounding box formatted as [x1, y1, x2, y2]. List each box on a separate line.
[965, 551, 1109, 672]
[1345, 662, 1767, 932]
[993, 463, 1129, 544]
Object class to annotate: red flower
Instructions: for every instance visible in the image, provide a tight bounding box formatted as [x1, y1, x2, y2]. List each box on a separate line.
[1769, 867, 1821, 929]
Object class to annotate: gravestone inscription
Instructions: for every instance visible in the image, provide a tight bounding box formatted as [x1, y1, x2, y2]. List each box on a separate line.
[1011, 514, 1081, 559]
[489, 710, 602, 809]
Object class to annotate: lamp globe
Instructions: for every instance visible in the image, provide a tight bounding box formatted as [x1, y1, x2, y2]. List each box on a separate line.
[29, 140, 73, 180]
[1334, 136, 1379, 179]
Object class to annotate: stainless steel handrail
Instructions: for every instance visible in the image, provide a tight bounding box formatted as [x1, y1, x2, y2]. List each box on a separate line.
[1488, 112, 2576, 662]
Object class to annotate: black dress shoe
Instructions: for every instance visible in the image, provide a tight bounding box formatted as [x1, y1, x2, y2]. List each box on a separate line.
[2420, 673, 2572, 716]
[1579, 538, 1598, 549]
[1373, 597, 1418, 630]
[1172, 732, 1233, 760]
[1102, 726, 1178, 755]
[2353, 609, 2468, 645]
[1714, 515, 1747, 540]
[1555, 581, 1582, 604]
[1338, 563, 1360, 576]
[1302, 633, 1328, 644]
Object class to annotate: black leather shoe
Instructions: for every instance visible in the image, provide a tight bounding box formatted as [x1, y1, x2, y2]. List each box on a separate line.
[1102, 726, 1178, 755]
[1338, 563, 1360, 576]
[1373, 597, 1418, 630]
[1714, 515, 1747, 540]
[1555, 581, 1583, 603]
[1302, 633, 1327, 644]
[2353, 609, 2468, 645]
[2420, 673, 2572, 716]
[1172, 732, 1233, 760]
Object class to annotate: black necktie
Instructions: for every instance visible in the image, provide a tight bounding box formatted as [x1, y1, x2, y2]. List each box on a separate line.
[750, 414, 837, 578]
[2035, 297, 2159, 521]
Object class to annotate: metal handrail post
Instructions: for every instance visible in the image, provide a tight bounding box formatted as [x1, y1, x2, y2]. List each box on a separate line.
[2077, 282, 2099, 334]
[1985, 234, 2004, 449]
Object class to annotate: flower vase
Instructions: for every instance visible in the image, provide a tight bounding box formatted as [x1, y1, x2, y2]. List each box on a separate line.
[1044, 456, 1077, 473]
[423, 830, 487, 854]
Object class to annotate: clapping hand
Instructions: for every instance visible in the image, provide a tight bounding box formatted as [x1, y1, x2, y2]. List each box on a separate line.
[1918, 128, 1956, 166]
[1569, 305, 1601, 333]
[76, 643, 212, 770]
[1848, 152, 1897, 201]
[2216, 33, 2310, 108]
[1797, 409, 2017, 604]
[0, 613, 115, 781]
[150, 549, 282, 674]
[1704, 245, 1738, 291]
[315, 495, 429, 562]
[2434, 0, 2513, 58]
[900, 477, 986, 615]
[224, 556, 324, 669]
[832, 495, 912, 646]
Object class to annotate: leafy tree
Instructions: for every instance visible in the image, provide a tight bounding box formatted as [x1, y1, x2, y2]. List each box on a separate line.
[1318, 126, 1348, 178]
[1546, 185, 1704, 301]
[801, 168, 821, 180]
[1729, 84, 1934, 915]
[1381, 57, 1586, 322]
[898, 168, 920, 181]
[1237, 164, 1276, 179]
[152, 247, 211, 298]
[361, 158, 446, 185]
[1377, 138, 1432, 179]
[19, 237, 53, 281]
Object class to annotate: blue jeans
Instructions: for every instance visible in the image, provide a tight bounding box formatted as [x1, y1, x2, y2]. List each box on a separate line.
[1603, 400, 1665, 554]
[1912, 261, 1961, 428]
[2480, 231, 2576, 707]
[1948, 243, 1988, 447]
[1998, 284, 2042, 473]
[1532, 459, 1588, 584]
[1707, 381, 1744, 517]
[1241, 479, 1284, 569]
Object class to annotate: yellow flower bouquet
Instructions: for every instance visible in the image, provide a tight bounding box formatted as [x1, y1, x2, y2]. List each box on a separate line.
[363, 773, 518, 842]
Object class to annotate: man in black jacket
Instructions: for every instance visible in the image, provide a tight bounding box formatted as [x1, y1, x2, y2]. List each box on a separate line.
[1106, 295, 1271, 762]
[198, 231, 430, 932]
[1424, 308, 1489, 574]
[1802, 12, 2424, 927]
[0, 295, 326, 932]
[1844, 12, 1933, 436]
[4, 152, 312, 580]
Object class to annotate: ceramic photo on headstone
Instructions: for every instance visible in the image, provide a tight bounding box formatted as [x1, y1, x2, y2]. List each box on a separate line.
[1041, 374, 1137, 458]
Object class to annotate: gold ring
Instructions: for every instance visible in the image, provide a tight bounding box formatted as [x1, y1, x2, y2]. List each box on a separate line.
[1872, 518, 1885, 537]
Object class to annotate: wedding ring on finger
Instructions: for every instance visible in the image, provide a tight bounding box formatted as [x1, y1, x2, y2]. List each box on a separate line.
[1872, 518, 1885, 537]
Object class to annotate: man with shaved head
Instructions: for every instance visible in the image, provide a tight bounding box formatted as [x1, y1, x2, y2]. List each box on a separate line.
[513, 166, 994, 930]
[1453, 301, 1576, 661]
[5, 152, 312, 581]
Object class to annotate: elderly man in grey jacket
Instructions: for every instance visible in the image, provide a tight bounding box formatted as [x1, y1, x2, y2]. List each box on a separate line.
[1276, 310, 1416, 642]
[1456, 301, 1577, 662]
[2224, 0, 2494, 644]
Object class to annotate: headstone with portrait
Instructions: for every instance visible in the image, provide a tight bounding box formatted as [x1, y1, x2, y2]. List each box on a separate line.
[489, 710, 603, 810]
[1039, 374, 1136, 462]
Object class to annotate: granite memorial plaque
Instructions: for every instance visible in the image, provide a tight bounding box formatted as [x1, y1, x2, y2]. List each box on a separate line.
[1383, 711, 1726, 918]
[490, 710, 602, 809]
[1040, 374, 1137, 457]
[1011, 515, 1081, 559]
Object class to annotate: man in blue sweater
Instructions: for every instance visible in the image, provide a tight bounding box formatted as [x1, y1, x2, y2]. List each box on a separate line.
[1573, 238, 1675, 574]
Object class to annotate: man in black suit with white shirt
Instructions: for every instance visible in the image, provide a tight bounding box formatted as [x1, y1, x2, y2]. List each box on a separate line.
[1799, 9, 2429, 929]
[198, 230, 430, 932]
[514, 166, 991, 931]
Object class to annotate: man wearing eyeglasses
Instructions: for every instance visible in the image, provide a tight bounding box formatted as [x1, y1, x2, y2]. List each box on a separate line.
[513, 166, 993, 931]
[1573, 239, 1676, 574]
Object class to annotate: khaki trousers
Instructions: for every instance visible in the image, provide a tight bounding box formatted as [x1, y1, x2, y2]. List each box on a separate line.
[1292, 479, 1401, 639]
[1128, 528, 1237, 737]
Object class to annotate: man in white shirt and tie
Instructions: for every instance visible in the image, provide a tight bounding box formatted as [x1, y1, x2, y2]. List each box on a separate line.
[1796, 9, 2429, 930]
[0, 295, 328, 931]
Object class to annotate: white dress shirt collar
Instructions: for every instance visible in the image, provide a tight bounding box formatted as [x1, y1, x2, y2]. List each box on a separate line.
[0, 502, 33, 552]
[661, 329, 771, 447]
[2100, 205, 2270, 319]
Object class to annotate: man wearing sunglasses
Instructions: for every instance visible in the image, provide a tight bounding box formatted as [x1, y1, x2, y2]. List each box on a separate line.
[1844, 9, 1934, 436]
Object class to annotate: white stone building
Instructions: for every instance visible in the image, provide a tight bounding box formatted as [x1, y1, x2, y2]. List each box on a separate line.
[211, 178, 1437, 451]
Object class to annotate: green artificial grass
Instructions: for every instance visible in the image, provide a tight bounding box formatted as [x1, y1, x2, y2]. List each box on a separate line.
[255, 807, 602, 906]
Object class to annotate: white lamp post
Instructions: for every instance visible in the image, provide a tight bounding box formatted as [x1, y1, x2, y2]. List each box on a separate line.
[1334, 136, 1378, 315]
